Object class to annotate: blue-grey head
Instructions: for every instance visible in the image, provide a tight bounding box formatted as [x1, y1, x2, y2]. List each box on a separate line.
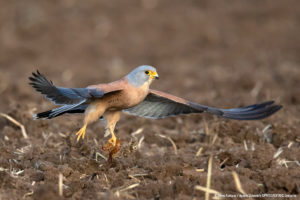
[126, 65, 159, 87]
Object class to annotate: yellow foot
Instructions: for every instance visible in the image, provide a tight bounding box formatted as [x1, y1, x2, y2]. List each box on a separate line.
[76, 125, 87, 141]
[108, 134, 117, 147]
[102, 134, 117, 150]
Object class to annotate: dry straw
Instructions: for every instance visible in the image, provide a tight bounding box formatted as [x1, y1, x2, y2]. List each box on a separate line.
[0, 113, 28, 139]
[157, 134, 178, 155]
[115, 183, 140, 198]
[232, 171, 246, 195]
[195, 147, 203, 157]
[195, 156, 221, 200]
[206, 156, 213, 200]
[58, 173, 63, 196]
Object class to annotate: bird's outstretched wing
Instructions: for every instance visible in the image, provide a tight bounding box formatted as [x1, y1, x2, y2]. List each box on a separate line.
[124, 89, 282, 120]
[29, 71, 106, 105]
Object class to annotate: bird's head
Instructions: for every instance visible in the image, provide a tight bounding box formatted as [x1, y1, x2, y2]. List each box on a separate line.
[126, 65, 159, 87]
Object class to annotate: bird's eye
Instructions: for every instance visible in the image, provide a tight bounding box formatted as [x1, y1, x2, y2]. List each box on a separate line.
[145, 71, 150, 75]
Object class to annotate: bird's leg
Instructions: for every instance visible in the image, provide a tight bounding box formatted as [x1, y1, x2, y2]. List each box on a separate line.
[75, 124, 87, 141]
[107, 127, 121, 162]
[103, 111, 121, 147]
[104, 128, 110, 137]
[102, 111, 121, 161]
[76, 101, 105, 142]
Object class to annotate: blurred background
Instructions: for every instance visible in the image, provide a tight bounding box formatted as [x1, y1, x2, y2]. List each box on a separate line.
[0, 0, 299, 199]
[0, 0, 299, 110]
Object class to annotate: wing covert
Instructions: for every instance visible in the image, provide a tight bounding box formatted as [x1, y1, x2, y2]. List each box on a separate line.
[123, 90, 203, 119]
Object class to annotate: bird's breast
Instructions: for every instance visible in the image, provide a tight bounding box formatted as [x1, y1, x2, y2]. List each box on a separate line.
[104, 87, 148, 110]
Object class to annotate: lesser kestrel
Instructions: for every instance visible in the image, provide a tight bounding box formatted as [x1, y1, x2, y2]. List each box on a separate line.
[29, 65, 282, 160]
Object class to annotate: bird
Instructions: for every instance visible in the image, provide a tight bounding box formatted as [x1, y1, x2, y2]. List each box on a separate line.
[29, 65, 282, 160]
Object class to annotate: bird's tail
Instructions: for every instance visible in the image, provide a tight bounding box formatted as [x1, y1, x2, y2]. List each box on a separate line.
[190, 101, 282, 120]
[34, 103, 87, 119]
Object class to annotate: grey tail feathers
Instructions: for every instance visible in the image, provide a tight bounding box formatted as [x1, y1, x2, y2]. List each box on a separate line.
[33, 102, 87, 120]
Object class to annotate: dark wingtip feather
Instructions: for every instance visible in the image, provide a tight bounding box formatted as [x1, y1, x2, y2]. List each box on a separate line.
[29, 70, 44, 85]
[222, 101, 282, 120]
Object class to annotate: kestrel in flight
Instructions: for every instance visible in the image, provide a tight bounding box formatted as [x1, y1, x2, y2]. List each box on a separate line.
[29, 65, 282, 160]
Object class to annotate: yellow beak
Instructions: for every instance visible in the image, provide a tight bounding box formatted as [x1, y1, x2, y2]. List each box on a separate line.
[150, 71, 159, 80]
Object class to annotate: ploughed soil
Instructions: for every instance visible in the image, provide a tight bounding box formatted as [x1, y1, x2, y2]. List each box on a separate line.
[0, 0, 299, 199]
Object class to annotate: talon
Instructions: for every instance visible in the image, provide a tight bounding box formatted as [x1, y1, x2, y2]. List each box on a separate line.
[108, 135, 117, 147]
[102, 135, 121, 162]
[102, 138, 116, 151]
[108, 139, 121, 163]
[75, 125, 87, 141]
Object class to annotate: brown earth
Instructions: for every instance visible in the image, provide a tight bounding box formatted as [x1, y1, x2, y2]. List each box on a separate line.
[0, 0, 300, 199]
